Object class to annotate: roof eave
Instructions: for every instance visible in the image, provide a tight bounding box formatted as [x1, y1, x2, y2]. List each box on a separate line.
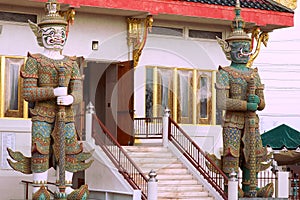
[32, 0, 294, 31]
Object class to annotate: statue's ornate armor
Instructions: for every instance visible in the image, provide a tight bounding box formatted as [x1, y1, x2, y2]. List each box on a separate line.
[21, 53, 81, 123]
[19, 53, 89, 173]
[216, 66, 268, 174]
[7, 1, 92, 199]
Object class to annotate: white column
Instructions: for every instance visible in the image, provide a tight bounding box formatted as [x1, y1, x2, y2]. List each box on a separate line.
[276, 171, 289, 198]
[133, 189, 142, 200]
[85, 101, 95, 142]
[162, 108, 170, 147]
[211, 70, 217, 125]
[228, 171, 238, 200]
[147, 170, 158, 200]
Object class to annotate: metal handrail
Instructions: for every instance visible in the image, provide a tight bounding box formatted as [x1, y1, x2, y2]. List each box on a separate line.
[92, 114, 148, 200]
[134, 117, 163, 139]
[168, 117, 228, 199]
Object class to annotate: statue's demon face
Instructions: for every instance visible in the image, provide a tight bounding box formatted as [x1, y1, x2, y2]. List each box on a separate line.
[41, 25, 67, 50]
[229, 41, 251, 64]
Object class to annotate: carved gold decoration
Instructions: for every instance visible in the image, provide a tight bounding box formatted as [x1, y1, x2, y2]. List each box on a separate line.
[246, 27, 269, 68]
[274, 0, 297, 10]
[127, 15, 153, 67]
[59, 8, 76, 25]
[216, 36, 231, 60]
[59, 7, 76, 37]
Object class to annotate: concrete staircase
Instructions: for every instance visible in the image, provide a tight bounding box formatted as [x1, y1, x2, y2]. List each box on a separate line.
[123, 145, 214, 200]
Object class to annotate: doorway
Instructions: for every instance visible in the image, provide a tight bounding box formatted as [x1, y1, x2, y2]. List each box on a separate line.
[89, 60, 134, 145]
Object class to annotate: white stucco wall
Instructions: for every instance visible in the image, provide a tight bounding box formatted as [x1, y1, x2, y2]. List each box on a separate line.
[140, 35, 228, 69]
[0, 119, 32, 200]
[0, 5, 128, 61]
[256, 1, 300, 132]
[134, 34, 228, 117]
[64, 12, 128, 61]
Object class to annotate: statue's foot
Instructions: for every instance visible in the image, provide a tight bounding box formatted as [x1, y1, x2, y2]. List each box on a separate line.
[32, 185, 51, 200]
[67, 184, 89, 200]
[257, 183, 274, 197]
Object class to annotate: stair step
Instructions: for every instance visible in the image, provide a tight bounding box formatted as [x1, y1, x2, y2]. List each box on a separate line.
[158, 197, 214, 200]
[126, 151, 174, 158]
[159, 191, 209, 197]
[158, 185, 204, 191]
[123, 145, 214, 200]
[130, 157, 178, 164]
[139, 167, 188, 174]
[157, 174, 195, 180]
[129, 162, 184, 171]
[157, 168, 189, 174]
[124, 146, 169, 152]
[158, 179, 199, 185]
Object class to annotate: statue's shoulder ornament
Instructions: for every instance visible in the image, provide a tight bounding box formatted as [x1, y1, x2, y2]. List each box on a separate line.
[64, 55, 77, 67]
[221, 66, 257, 81]
[28, 53, 58, 69]
[20, 52, 40, 78]
[63, 55, 82, 80]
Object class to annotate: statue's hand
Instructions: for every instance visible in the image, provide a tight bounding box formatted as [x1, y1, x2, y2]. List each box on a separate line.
[54, 87, 68, 97]
[247, 102, 258, 111]
[248, 94, 260, 104]
[57, 95, 74, 106]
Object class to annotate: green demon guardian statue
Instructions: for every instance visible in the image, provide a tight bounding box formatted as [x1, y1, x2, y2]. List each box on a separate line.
[213, 0, 273, 198]
[7, 0, 92, 199]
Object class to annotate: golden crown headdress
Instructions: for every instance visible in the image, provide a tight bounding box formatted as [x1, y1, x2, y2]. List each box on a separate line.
[38, 0, 68, 27]
[226, 0, 251, 42]
[28, 0, 68, 46]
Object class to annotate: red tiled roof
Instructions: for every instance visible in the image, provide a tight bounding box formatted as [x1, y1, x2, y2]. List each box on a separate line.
[33, 0, 294, 30]
[183, 0, 293, 13]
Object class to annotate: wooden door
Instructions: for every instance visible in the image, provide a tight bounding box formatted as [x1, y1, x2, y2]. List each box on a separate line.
[116, 61, 134, 145]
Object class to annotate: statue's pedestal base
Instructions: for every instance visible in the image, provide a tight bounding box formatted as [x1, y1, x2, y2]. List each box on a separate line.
[239, 198, 288, 200]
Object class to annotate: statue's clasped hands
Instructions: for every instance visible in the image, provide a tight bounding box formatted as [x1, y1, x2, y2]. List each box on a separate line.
[53, 87, 74, 106]
[246, 94, 260, 111]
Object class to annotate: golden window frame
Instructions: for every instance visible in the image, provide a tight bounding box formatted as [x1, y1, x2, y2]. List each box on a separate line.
[0, 56, 28, 118]
[145, 66, 213, 125]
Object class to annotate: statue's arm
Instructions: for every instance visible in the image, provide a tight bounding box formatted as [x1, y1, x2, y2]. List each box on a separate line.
[68, 61, 82, 104]
[21, 57, 55, 102]
[255, 72, 265, 111]
[216, 70, 247, 111]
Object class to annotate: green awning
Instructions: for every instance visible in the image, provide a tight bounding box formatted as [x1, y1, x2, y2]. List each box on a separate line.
[261, 124, 300, 150]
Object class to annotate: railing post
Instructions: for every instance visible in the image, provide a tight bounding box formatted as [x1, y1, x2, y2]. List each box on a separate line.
[228, 171, 238, 200]
[162, 108, 170, 147]
[276, 171, 289, 198]
[133, 189, 142, 200]
[147, 170, 158, 200]
[25, 181, 29, 200]
[85, 101, 95, 142]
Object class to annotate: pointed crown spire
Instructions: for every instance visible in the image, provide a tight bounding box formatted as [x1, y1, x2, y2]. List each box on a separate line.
[226, 0, 251, 41]
[38, 0, 67, 27]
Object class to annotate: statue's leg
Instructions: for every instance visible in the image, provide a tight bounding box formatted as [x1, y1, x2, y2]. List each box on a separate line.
[222, 127, 242, 196]
[242, 165, 250, 196]
[31, 121, 52, 199]
[255, 127, 274, 197]
[243, 166, 274, 197]
[64, 122, 90, 200]
[222, 127, 241, 174]
[65, 170, 74, 194]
